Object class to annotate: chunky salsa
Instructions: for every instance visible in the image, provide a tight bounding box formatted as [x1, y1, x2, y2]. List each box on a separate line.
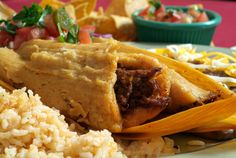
[139, 0, 209, 23]
[0, 4, 96, 49]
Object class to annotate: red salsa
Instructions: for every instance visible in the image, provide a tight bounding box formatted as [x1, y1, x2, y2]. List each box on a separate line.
[139, 0, 209, 23]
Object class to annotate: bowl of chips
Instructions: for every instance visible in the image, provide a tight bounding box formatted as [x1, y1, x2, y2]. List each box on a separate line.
[132, 2, 221, 45]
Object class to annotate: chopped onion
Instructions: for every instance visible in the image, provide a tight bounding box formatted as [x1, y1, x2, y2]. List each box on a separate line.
[92, 33, 112, 38]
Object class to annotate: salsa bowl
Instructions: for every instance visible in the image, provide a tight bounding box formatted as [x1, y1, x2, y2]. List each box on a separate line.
[132, 6, 222, 45]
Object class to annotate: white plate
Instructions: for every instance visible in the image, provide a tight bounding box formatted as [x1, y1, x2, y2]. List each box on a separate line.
[165, 140, 236, 158]
[127, 42, 236, 158]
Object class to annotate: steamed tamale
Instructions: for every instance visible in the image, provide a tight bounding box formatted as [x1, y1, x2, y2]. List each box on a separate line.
[0, 39, 234, 133]
[0, 39, 170, 132]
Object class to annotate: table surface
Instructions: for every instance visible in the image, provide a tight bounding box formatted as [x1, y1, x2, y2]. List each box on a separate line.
[2, 0, 236, 48]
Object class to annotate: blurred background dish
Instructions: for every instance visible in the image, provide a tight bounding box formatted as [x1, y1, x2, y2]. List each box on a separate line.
[132, 5, 221, 45]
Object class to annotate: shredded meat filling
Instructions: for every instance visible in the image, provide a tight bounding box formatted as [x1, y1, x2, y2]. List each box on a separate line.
[114, 67, 169, 114]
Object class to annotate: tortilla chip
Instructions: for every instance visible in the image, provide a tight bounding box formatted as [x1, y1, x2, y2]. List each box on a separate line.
[78, 12, 117, 34]
[78, 13, 136, 41]
[0, 1, 15, 20]
[69, 0, 97, 18]
[111, 15, 136, 41]
[106, 0, 148, 17]
[40, 0, 65, 9]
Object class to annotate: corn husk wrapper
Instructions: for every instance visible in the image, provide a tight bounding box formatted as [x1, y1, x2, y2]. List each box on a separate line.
[100, 41, 236, 135]
[0, 80, 14, 92]
[190, 115, 236, 133]
[121, 96, 236, 136]
[115, 42, 234, 98]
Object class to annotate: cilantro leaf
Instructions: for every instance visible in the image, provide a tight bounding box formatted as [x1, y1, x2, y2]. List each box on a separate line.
[67, 24, 79, 43]
[38, 5, 53, 27]
[13, 3, 43, 27]
[54, 8, 74, 31]
[148, 6, 156, 16]
[0, 20, 17, 35]
[149, 0, 162, 9]
[54, 7, 78, 43]
[57, 23, 66, 42]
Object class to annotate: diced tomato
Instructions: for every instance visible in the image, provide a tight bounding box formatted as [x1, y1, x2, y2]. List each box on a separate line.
[196, 12, 209, 22]
[80, 25, 96, 33]
[14, 27, 48, 49]
[14, 27, 29, 49]
[155, 12, 166, 21]
[44, 14, 59, 37]
[171, 12, 181, 23]
[138, 7, 150, 17]
[163, 17, 172, 23]
[188, 8, 201, 19]
[0, 30, 13, 47]
[78, 30, 92, 44]
[154, 5, 165, 17]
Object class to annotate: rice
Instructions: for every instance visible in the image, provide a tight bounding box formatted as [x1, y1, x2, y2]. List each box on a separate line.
[0, 87, 126, 158]
[119, 137, 177, 158]
[187, 140, 206, 146]
[0, 86, 176, 158]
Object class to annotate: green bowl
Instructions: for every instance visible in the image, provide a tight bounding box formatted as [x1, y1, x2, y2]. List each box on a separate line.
[132, 6, 222, 45]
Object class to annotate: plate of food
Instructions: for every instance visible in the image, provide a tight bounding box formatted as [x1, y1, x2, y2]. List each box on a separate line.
[129, 42, 236, 157]
[0, 1, 236, 158]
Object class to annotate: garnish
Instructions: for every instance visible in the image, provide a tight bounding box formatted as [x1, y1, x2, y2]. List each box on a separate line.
[13, 3, 45, 27]
[67, 24, 79, 43]
[0, 3, 95, 48]
[149, 0, 162, 9]
[139, 1, 208, 23]
[38, 5, 53, 27]
[54, 7, 74, 31]
[57, 23, 66, 42]
[54, 7, 79, 43]
[0, 20, 17, 34]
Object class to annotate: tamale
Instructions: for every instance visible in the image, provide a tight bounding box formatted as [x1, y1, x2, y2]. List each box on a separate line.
[0, 39, 235, 135]
[0, 39, 170, 132]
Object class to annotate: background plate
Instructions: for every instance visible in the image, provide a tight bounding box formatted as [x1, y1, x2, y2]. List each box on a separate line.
[126, 42, 236, 158]
[127, 42, 233, 55]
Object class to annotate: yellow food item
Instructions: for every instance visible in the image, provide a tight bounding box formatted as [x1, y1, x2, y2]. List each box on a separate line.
[0, 1, 15, 20]
[190, 115, 236, 133]
[78, 12, 136, 41]
[1, 38, 235, 137]
[154, 46, 236, 81]
[106, 0, 148, 17]
[0, 39, 171, 132]
[115, 41, 234, 98]
[40, 0, 65, 9]
[70, 0, 97, 19]
[122, 96, 236, 135]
